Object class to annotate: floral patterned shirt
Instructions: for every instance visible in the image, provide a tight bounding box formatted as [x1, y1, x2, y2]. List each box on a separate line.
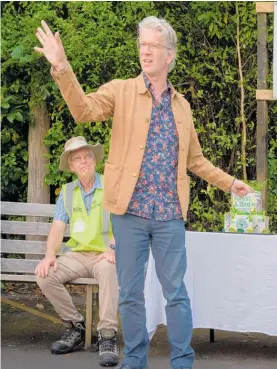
[127, 74, 182, 221]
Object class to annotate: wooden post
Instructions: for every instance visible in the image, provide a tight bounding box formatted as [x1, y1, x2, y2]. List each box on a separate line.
[85, 285, 93, 348]
[256, 12, 269, 210]
[26, 103, 50, 259]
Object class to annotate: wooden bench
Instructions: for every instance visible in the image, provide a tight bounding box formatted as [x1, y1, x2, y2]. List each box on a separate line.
[1, 201, 99, 347]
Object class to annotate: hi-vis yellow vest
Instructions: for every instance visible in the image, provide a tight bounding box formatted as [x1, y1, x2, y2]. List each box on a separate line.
[62, 175, 111, 252]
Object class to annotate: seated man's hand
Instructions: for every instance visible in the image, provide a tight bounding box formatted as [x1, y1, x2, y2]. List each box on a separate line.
[34, 256, 57, 278]
[96, 248, 115, 264]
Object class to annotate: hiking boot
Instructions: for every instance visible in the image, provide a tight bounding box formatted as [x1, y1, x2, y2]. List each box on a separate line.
[98, 329, 119, 367]
[51, 321, 85, 355]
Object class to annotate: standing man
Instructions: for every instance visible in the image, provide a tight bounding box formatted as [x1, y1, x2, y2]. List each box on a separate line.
[35, 16, 253, 369]
[35, 137, 119, 367]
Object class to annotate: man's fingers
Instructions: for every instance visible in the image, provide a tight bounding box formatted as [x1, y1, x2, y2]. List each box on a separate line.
[55, 32, 62, 45]
[41, 20, 53, 37]
[44, 264, 49, 277]
[35, 32, 45, 46]
[240, 190, 248, 197]
[107, 255, 115, 264]
[53, 261, 58, 271]
[96, 255, 103, 263]
[39, 266, 44, 278]
[35, 266, 43, 277]
[96, 253, 116, 264]
[34, 46, 44, 54]
[37, 27, 47, 41]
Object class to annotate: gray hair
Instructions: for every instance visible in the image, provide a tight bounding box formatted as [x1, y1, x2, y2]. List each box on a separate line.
[138, 16, 177, 72]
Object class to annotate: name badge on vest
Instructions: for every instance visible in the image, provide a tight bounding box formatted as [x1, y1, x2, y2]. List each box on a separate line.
[73, 221, 85, 233]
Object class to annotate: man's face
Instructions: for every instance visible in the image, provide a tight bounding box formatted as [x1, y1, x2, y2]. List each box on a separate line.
[138, 28, 174, 77]
[68, 148, 96, 178]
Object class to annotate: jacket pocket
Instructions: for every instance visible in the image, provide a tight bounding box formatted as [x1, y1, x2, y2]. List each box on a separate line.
[180, 175, 190, 199]
[185, 175, 190, 202]
[104, 162, 123, 204]
[178, 175, 191, 216]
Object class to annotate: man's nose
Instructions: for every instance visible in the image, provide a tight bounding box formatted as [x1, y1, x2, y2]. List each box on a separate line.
[141, 48, 151, 56]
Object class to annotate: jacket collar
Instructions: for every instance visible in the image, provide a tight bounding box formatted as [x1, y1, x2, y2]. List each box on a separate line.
[137, 73, 148, 95]
[136, 73, 177, 98]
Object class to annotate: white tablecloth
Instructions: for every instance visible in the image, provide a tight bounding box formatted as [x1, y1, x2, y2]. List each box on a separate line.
[144, 232, 277, 338]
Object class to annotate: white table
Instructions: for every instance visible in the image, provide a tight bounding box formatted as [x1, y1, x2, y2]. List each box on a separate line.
[144, 232, 277, 338]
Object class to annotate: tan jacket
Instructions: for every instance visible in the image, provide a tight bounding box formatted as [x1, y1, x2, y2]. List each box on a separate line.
[51, 65, 234, 220]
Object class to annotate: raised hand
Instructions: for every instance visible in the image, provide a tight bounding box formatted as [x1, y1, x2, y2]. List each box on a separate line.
[34, 20, 68, 71]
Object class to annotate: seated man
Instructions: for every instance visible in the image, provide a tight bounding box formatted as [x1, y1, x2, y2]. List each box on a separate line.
[35, 136, 119, 367]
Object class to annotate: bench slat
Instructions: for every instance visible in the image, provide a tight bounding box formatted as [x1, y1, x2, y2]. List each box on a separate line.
[1, 274, 98, 285]
[1, 259, 39, 273]
[1, 239, 69, 255]
[1, 202, 56, 217]
[1, 220, 70, 237]
[2, 220, 51, 236]
[1, 259, 95, 279]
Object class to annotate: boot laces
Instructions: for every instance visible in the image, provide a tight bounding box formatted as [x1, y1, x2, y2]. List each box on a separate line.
[60, 323, 84, 345]
[99, 334, 117, 354]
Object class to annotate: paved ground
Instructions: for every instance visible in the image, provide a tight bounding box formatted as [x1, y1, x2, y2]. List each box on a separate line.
[1, 292, 277, 369]
[2, 346, 277, 369]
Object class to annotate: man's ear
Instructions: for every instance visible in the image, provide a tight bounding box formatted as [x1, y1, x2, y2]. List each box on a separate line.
[168, 49, 175, 65]
[68, 160, 74, 172]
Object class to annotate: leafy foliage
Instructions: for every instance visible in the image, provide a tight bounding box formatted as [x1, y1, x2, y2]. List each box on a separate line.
[1, 1, 276, 232]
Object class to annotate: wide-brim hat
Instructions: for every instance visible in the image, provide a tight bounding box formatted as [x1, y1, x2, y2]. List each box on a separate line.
[59, 136, 104, 171]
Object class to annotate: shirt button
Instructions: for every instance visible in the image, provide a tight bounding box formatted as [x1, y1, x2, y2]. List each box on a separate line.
[145, 118, 150, 123]
[133, 173, 137, 177]
[139, 145, 144, 150]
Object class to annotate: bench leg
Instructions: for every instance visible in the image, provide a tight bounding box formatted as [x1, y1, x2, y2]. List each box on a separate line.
[85, 285, 93, 348]
[210, 329, 215, 343]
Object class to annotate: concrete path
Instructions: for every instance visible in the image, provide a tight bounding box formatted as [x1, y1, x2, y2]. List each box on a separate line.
[2, 294, 277, 369]
[2, 345, 277, 369]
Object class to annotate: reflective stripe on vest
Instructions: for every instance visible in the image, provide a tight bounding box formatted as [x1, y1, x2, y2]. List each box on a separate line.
[64, 178, 110, 246]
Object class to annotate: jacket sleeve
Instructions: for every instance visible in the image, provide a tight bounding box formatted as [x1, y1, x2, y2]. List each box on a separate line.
[186, 102, 234, 192]
[51, 64, 116, 123]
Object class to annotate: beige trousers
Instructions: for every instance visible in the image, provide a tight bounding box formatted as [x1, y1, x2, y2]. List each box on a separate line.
[36, 251, 119, 332]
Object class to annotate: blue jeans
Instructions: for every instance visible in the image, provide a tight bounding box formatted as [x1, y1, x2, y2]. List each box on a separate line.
[112, 213, 195, 369]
